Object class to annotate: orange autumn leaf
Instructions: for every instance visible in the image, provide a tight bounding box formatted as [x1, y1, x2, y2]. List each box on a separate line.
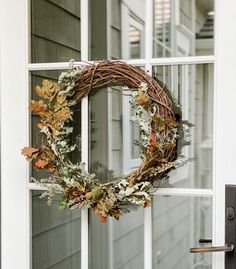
[100, 215, 108, 223]
[56, 107, 71, 121]
[150, 131, 157, 147]
[21, 147, 40, 161]
[144, 201, 152, 208]
[34, 159, 49, 169]
[30, 100, 47, 114]
[149, 131, 159, 153]
[37, 122, 47, 129]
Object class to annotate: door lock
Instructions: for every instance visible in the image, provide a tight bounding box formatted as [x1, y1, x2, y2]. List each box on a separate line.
[190, 185, 236, 269]
[226, 206, 235, 220]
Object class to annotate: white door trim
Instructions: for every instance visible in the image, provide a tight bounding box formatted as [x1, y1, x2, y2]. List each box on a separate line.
[213, 0, 236, 268]
[0, 0, 30, 269]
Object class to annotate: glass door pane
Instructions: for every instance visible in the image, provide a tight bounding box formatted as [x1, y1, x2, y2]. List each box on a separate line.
[31, 0, 81, 62]
[152, 64, 214, 189]
[32, 191, 81, 269]
[90, 0, 146, 60]
[88, 85, 145, 268]
[89, 209, 144, 269]
[153, 0, 214, 57]
[30, 70, 82, 268]
[152, 195, 212, 269]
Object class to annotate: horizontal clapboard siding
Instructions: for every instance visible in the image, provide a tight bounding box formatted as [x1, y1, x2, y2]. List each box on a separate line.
[31, 0, 81, 62]
[32, 192, 81, 269]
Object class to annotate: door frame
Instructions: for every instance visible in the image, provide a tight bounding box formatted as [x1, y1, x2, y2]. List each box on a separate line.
[1, 0, 234, 268]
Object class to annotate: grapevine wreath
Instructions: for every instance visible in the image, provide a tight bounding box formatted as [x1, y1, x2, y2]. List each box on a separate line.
[22, 61, 186, 222]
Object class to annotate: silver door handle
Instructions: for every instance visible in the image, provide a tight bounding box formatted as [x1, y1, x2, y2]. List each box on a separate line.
[190, 243, 234, 253]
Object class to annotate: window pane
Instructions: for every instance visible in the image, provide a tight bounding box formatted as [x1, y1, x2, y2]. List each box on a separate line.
[30, 70, 81, 180]
[32, 191, 81, 269]
[89, 87, 123, 180]
[90, 0, 146, 60]
[31, 70, 81, 267]
[152, 196, 212, 268]
[89, 209, 144, 269]
[153, 0, 214, 57]
[31, 0, 81, 63]
[152, 64, 213, 189]
[88, 84, 145, 268]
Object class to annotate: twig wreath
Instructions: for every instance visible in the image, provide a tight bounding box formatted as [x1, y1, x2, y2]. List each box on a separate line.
[22, 61, 186, 222]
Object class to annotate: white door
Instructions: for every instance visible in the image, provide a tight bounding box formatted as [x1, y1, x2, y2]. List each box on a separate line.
[0, 0, 235, 268]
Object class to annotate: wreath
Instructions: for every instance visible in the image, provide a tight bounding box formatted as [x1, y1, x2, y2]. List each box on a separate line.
[22, 61, 185, 222]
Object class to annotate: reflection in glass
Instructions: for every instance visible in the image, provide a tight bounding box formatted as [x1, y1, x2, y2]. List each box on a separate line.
[153, 64, 213, 189]
[129, 25, 142, 59]
[32, 191, 81, 269]
[152, 196, 212, 269]
[31, 71, 81, 180]
[153, 0, 214, 57]
[89, 86, 144, 268]
[89, 85, 143, 181]
[89, 208, 144, 269]
[31, 0, 81, 63]
[90, 0, 146, 60]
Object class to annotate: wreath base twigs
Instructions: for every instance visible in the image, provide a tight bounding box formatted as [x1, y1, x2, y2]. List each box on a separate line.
[22, 61, 186, 222]
[74, 61, 174, 118]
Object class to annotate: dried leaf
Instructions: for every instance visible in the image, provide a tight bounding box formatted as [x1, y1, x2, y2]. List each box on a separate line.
[92, 187, 103, 200]
[57, 94, 67, 104]
[35, 159, 49, 169]
[35, 85, 45, 98]
[42, 79, 54, 90]
[21, 147, 40, 161]
[165, 119, 178, 128]
[100, 215, 108, 223]
[30, 100, 47, 114]
[35, 80, 59, 100]
[136, 92, 150, 106]
[37, 123, 47, 129]
[150, 131, 158, 148]
[144, 201, 152, 208]
[85, 192, 93, 200]
[56, 107, 71, 121]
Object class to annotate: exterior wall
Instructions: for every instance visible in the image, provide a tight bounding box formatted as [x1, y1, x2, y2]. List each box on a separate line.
[152, 196, 191, 269]
[180, 0, 192, 29]
[30, 1, 82, 267]
[32, 192, 81, 269]
[111, 0, 122, 59]
[31, 0, 81, 62]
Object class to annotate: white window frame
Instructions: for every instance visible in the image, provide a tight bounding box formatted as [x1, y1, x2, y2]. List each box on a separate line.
[2, 0, 236, 269]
